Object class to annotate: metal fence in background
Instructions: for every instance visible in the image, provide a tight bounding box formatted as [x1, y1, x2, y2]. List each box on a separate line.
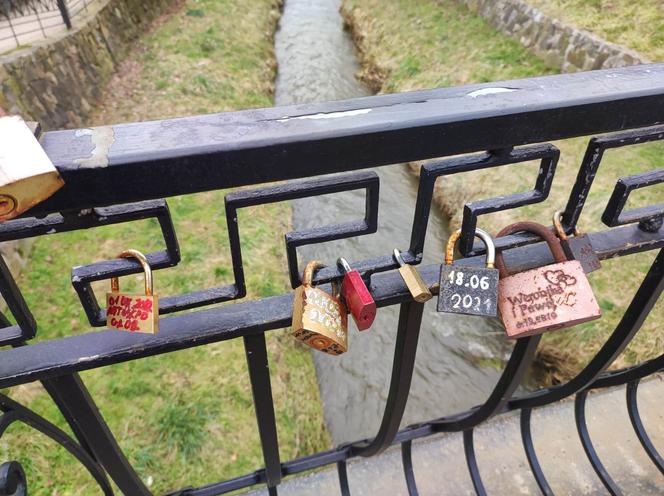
[0, 0, 90, 53]
[0, 64, 662, 495]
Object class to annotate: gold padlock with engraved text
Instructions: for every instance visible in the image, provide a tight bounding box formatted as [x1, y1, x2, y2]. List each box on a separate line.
[106, 249, 159, 334]
[292, 260, 348, 355]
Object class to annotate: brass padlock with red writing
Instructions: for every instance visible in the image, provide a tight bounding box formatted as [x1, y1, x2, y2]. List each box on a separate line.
[496, 221, 601, 338]
[106, 249, 159, 334]
[292, 260, 348, 355]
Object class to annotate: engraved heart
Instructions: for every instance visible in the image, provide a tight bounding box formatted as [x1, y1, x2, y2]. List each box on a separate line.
[544, 269, 577, 288]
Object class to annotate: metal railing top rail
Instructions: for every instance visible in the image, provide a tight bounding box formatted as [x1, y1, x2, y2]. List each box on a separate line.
[36, 63, 664, 216]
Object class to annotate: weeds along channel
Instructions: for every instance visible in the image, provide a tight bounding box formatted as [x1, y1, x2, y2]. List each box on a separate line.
[1, 0, 330, 493]
[342, 0, 664, 383]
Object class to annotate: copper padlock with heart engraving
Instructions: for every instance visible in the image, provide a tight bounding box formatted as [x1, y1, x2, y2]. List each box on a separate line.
[496, 221, 601, 338]
[292, 260, 348, 355]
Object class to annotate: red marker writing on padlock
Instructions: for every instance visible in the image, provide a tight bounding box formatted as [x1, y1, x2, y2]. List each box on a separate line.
[337, 258, 376, 331]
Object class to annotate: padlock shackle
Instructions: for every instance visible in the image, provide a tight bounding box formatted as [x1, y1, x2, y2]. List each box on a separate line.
[393, 249, 406, 267]
[110, 249, 153, 296]
[444, 228, 495, 268]
[495, 221, 567, 278]
[337, 257, 353, 274]
[302, 260, 340, 295]
[552, 210, 581, 240]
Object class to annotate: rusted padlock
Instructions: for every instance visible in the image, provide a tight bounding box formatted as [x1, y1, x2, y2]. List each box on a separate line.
[292, 260, 348, 355]
[393, 249, 432, 303]
[496, 221, 601, 338]
[106, 249, 159, 334]
[438, 228, 499, 317]
[337, 257, 376, 331]
[553, 210, 601, 273]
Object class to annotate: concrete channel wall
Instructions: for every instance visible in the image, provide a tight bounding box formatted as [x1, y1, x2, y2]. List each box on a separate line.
[457, 0, 648, 72]
[0, 0, 173, 276]
[0, 0, 173, 130]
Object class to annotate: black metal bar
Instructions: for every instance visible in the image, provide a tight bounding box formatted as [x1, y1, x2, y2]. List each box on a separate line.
[602, 169, 664, 228]
[520, 409, 554, 496]
[55, 0, 71, 28]
[432, 335, 541, 432]
[40, 375, 151, 495]
[224, 171, 379, 289]
[0, 460, 26, 496]
[0, 393, 113, 495]
[337, 460, 351, 496]
[563, 125, 664, 229]
[574, 391, 622, 495]
[591, 354, 664, 390]
[32, 64, 664, 216]
[409, 144, 558, 257]
[0, 253, 36, 346]
[351, 302, 425, 457]
[401, 440, 418, 496]
[626, 380, 664, 474]
[0, 226, 660, 390]
[243, 334, 282, 488]
[463, 429, 487, 496]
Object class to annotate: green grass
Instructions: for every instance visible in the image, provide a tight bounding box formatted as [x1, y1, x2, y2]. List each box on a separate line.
[1, 0, 331, 493]
[343, 0, 663, 381]
[529, 0, 663, 61]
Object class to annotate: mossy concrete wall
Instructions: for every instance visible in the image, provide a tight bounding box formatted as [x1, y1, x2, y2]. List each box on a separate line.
[0, 0, 172, 279]
[0, 0, 173, 130]
[458, 0, 648, 72]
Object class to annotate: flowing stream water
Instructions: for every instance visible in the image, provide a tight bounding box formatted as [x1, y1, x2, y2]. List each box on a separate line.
[274, 0, 510, 444]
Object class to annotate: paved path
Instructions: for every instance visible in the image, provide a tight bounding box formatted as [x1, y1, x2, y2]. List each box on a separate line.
[245, 376, 664, 494]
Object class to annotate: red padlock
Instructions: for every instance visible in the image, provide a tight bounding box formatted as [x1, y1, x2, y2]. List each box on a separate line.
[337, 258, 376, 331]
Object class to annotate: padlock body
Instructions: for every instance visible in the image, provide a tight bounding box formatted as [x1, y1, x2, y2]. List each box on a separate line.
[398, 265, 432, 303]
[292, 286, 348, 355]
[497, 260, 600, 338]
[341, 270, 376, 331]
[562, 234, 601, 273]
[106, 292, 158, 334]
[438, 265, 499, 317]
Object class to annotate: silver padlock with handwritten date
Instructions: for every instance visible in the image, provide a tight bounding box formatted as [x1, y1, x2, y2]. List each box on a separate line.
[438, 228, 499, 317]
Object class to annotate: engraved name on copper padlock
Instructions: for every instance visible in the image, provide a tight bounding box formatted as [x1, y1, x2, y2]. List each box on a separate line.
[496, 221, 601, 338]
[106, 249, 159, 334]
[337, 257, 376, 331]
[553, 210, 601, 273]
[438, 228, 499, 317]
[292, 260, 348, 355]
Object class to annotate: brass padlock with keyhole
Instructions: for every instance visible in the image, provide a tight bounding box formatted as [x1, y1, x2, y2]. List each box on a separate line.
[438, 228, 499, 317]
[106, 249, 159, 334]
[393, 249, 432, 303]
[292, 260, 348, 355]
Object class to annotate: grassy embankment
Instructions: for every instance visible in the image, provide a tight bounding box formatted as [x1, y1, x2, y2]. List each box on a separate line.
[1, 0, 330, 493]
[342, 0, 663, 383]
[529, 0, 663, 61]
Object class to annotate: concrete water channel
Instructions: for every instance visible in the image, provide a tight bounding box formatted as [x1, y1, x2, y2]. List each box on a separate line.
[274, 0, 512, 445]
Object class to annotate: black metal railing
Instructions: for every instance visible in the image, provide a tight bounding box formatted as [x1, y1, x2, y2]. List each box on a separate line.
[0, 63, 663, 495]
[0, 0, 89, 51]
